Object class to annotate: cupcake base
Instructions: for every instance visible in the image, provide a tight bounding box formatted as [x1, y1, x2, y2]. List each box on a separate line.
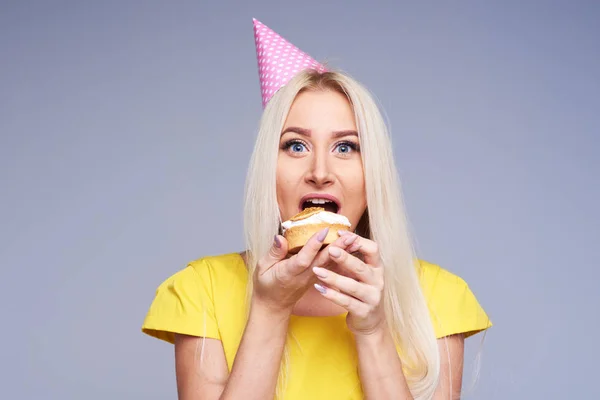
[284, 223, 350, 254]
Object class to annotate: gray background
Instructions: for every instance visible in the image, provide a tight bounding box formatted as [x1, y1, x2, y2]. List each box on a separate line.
[2, 1, 599, 399]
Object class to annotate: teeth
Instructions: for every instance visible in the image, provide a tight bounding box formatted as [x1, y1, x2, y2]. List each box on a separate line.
[307, 198, 333, 205]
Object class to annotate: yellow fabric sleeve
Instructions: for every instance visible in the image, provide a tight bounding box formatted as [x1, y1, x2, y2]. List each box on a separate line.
[141, 260, 220, 344]
[420, 261, 492, 339]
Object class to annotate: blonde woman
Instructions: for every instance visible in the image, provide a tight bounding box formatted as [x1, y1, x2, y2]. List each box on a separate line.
[141, 19, 492, 400]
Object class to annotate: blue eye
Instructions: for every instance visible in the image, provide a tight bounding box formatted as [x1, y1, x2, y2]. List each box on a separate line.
[337, 144, 351, 153]
[281, 139, 359, 155]
[335, 141, 359, 154]
[282, 140, 308, 153]
[291, 142, 306, 152]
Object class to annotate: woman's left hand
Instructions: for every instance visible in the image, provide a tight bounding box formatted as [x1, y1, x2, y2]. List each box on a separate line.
[312, 231, 386, 336]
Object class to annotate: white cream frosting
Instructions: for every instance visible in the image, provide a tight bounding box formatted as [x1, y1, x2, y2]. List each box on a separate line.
[282, 211, 351, 233]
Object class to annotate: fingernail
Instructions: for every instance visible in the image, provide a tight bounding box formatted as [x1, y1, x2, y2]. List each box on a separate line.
[329, 246, 342, 258]
[343, 234, 357, 246]
[337, 229, 350, 236]
[317, 227, 329, 242]
[274, 235, 281, 248]
[312, 266, 327, 278]
[314, 283, 327, 294]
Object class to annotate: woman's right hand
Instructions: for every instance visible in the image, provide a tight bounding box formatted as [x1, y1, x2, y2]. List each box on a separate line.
[252, 227, 353, 313]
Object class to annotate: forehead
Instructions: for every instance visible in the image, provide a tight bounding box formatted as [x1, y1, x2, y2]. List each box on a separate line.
[283, 89, 357, 131]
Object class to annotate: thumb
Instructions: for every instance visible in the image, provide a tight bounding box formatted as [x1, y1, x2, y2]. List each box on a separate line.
[259, 234, 289, 270]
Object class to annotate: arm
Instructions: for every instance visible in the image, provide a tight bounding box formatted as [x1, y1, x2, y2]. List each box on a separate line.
[432, 334, 465, 400]
[219, 300, 291, 400]
[174, 335, 228, 399]
[313, 232, 466, 399]
[174, 300, 291, 400]
[354, 326, 414, 399]
[311, 233, 414, 399]
[354, 328, 465, 400]
[175, 228, 337, 399]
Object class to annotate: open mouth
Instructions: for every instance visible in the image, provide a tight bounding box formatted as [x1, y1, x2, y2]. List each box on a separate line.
[300, 196, 340, 214]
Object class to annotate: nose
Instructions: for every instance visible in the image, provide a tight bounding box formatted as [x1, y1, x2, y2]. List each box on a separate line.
[304, 151, 334, 187]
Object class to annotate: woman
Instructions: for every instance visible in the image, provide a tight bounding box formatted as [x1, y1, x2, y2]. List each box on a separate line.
[141, 19, 492, 400]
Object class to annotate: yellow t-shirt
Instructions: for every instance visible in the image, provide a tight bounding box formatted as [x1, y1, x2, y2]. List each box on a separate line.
[141, 253, 492, 399]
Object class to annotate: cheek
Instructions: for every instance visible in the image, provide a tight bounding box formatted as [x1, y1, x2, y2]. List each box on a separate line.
[277, 157, 304, 184]
[339, 172, 367, 208]
[276, 166, 301, 201]
[339, 168, 365, 193]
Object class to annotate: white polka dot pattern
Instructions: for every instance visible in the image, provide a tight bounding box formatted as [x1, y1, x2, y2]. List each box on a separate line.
[253, 18, 327, 107]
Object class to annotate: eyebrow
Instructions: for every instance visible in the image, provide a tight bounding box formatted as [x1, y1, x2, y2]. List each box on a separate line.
[281, 127, 358, 138]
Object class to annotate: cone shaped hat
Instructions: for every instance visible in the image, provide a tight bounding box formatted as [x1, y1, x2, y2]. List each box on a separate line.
[253, 18, 327, 107]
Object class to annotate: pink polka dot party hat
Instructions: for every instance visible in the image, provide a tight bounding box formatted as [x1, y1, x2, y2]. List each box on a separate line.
[253, 18, 327, 108]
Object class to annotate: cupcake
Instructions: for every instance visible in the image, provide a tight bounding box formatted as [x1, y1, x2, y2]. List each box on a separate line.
[282, 207, 352, 254]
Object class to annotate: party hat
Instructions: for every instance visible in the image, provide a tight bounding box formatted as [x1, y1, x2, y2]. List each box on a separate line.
[253, 18, 327, 107]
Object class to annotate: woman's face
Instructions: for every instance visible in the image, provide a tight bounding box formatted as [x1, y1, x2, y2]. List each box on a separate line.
[276, 89, 367, 230]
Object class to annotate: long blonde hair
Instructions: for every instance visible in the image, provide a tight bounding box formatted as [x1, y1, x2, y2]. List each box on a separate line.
[243, 69, 441, 399]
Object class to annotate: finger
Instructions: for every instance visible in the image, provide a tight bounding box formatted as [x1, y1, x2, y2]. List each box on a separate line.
[327, 246, 376, 284]
[313, 266, 380, 304]
[288, 227, 330, 275]
[257, 234, 289, 272]
[336, 232, 380, 267]
[314, 282, 369, 317]
[310, 231, 359, 271]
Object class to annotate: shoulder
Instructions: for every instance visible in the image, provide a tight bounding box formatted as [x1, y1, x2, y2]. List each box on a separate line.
[187, 252, 248, 279]
[417, 259, 468, 294]
[416, 259, 493, 339]
[141, 252, 247, 344]
[154, 252, 247, 291]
